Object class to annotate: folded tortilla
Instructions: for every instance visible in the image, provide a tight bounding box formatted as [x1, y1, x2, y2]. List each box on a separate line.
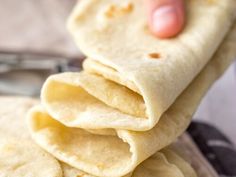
[61, 148, 196, 177]
[29, 106, 196, 177]
[27, 0, 236, 176]
[28, 22, 236, 176]
[66, 0, 236, 130]
[0, 97, 196, 177]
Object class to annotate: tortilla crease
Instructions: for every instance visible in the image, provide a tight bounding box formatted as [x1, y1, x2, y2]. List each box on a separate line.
[28, 22, 236, 177]
[66, 0, 236, 130]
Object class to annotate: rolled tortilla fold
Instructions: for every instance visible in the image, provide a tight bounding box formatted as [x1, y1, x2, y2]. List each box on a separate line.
[0, 96, 196, 177]
[28, 106, 196, 177]
[66, 0, 236, 130]
[61, 148, 197, 177]
[28, 21, 236, 177]
[41, 22, 236, 131]
[131, 148, 197, 177]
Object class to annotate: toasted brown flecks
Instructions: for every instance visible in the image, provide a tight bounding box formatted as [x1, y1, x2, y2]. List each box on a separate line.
[104, 5, 116, 18]
[122, 3, 134, 13]
[148, 53, 161, 59]
[104, 3, 134, 18]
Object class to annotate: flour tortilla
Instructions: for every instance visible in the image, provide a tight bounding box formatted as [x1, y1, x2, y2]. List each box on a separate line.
[42, 22, 236, 132]
[132, 148, 196, 177]
[29, 105, 194, 177]
[61, 163, 132, 177]
[0, 97, 196, 177]
[61, 162, 95, 177]
[67, 0, 236, 130]
[0, 97, 38, 139]
[28, 21, 236, 177]
[0, 137, 62, 177]
[0, 97, 63, 177]
[26, 106, 196, 177]
[61, 148, 196, 177]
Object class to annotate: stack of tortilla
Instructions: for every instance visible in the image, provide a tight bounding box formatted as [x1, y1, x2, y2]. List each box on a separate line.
[26, 0, 236, 176]
[0, 97, 218, 177]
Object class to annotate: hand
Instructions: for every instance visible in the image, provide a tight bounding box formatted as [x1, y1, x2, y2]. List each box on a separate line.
[146, 0, 185, 38]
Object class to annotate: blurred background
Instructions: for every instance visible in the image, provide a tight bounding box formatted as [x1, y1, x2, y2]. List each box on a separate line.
[0, 0, 235, 145]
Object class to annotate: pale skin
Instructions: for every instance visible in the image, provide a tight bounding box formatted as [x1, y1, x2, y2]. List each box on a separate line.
[146, 0, 185, 38]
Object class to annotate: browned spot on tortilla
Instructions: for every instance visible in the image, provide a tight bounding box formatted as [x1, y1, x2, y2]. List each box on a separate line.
[104, 3, 133, 18]
[148, 53, 161, 59]
[122, 3, 134, 13]
[104, 5, 116, 18]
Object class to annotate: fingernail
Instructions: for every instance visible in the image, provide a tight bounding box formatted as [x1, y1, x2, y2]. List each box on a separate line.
[152, 5, 178, 33]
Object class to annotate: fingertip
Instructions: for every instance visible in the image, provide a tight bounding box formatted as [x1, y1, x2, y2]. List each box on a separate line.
[148, 0, 185, 38]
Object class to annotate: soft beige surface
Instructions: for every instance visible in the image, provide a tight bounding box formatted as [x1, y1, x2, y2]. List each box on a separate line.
[61, 148, 196, 177]
[61, 162, 95, 177]
[29, 21, 236, 176]
[0, 97, 63, 177]
[0, 0, 79, 57]
[67, 0, 236, 130]
[132, 148, 196, 177]
[0, 137, 62, 177]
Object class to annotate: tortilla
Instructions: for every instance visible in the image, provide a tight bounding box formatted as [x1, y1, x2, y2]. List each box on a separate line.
[60, 148, 196, 177]
[132, 148, 196, 177]
[66, 0, 236, 130]
[28, 21, 236, 177]
[25, 0, 236, 176]
[0, 137, 62, 177]
[0, 97, 197, 177]
[0, 97, 63, 177]
[0, 97, 196, 177]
